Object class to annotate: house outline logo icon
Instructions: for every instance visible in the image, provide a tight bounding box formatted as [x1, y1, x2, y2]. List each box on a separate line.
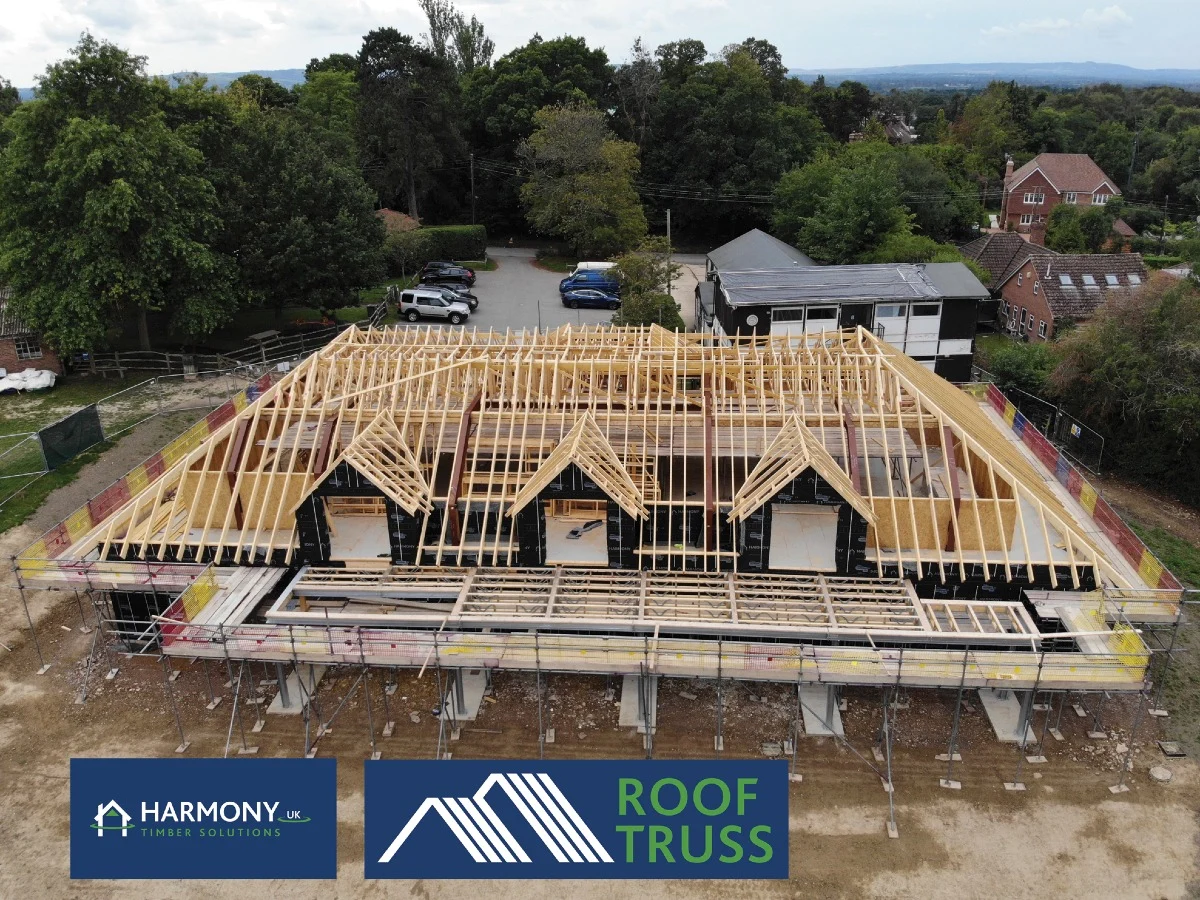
[377, 772, 614, 865]
[94, 800, 133, 838]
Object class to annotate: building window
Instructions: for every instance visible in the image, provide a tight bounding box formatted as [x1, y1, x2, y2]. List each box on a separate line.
[805, 307, 837, 321]
[1019, 308, 1028, 329]
[1058, 274, 1073, 286]
[1017, 273, 1023, 286]
[1105, 274, 1119, 285]
[1081, 274, 1096, 286]
[15, 336, 42, 360]
[876, 304, 907, 318]
[1020, 214, 1034, 226]
[1033, 281, 1040, 295]
[1128, 273, 1141, 286]
[1065, 192, 1078, 204]
[772, 307, 805, 323]
[1002, 301, 1010, 316]
[1038, 320, 1047, 338]
[1093, 192, 1110, 205]
[1023, 192, 1045, 205]
[912, 303, 940, 317]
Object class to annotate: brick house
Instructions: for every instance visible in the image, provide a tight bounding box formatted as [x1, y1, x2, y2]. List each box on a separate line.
[995, 253, 1147, 342]
[1000, 153, 1121, 244]
[0, 287, 63, 375]
[959, 232, 1058, 292]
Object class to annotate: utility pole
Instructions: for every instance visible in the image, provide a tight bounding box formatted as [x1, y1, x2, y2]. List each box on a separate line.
[1160, 195, 1169, 252]
[666, 209, 672, 298]
[469, 153, 476, 226]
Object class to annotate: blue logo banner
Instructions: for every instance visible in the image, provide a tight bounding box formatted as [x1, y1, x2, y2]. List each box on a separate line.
[365, 759, 788, 879]
[70, 758, 337, 879]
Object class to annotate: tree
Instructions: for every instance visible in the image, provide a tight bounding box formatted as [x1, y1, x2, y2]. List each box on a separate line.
[1052, 276, 1200, 502]
[229, 74, 296, 109]
[773, 144, 911, 263]
[519, 103, 647, 256]
[612, 236, 680, 295]
[0, 77, 18, 118]
[612, 38, 659, 150]
[357, 27, 462, 218]
[859, 232, 990, 282]
[1079, 201, 1122, 253]
[796, 163, 910, 263]
[452, 15, 495, 74]
[1045, 205, 1087, 253]
[610, 292, 684, 330]
[610, 238, 686, 330]
[0, 36, 236, 353]
[307, 54, 358, 77]
[295, 69, 359, 165]
[984, 340, 1059, 396]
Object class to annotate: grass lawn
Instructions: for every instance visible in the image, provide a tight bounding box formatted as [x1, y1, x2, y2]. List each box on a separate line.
[1131, 524, 1200, 589]
[534, 255, 575, 273]
[0, 376, 148, 435]
[0, 443, 108, 534]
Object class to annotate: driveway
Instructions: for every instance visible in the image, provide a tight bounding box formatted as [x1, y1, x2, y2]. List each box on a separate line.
[395, 246, 701, 333]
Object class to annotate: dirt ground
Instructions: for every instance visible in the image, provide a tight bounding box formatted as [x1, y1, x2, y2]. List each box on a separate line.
[1094, 473, 1200, 548]
[0, 600, 1197, 899]
[0, 411, 1199, 898]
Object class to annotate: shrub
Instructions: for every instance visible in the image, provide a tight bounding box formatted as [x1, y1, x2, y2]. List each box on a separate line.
[385, 225, 488, 275]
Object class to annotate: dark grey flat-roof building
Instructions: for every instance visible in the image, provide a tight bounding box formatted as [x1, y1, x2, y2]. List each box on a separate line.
[707, 258, 988, 383]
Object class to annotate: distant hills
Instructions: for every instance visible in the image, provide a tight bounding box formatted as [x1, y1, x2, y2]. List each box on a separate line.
[788, 61, 1200, 90]
[16, 60, 1200, 101]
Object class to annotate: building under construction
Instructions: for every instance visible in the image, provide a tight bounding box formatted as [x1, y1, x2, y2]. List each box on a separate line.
[16, 325, 1182, 748]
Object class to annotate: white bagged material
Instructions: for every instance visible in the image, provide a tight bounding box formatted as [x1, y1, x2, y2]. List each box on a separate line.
[0, 367, 57, 393]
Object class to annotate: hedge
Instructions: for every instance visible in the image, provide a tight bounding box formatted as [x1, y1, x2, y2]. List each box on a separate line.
[385, 225, 488, 275]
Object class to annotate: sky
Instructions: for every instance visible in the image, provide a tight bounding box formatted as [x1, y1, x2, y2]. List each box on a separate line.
[1, 0, 1195, 86]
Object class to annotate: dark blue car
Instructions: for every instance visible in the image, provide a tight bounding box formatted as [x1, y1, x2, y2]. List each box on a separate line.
[559, 271, 621, 295]
[562, 288, 621, 310]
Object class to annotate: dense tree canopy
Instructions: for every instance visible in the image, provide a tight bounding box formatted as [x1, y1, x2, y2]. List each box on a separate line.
[519, 104, 646, 256]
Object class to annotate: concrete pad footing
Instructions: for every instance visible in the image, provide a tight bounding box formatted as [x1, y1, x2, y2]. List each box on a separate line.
[237, 746, 260, 755]
[978, 689, 1036, 743]
[267, 665, 326, 715]
[1148, 709, 1169, 718]
[206, 697, 223, 711]
[1049, 728, 1064, 741]
[935, 752, 962, 762]
[251, 720, 265, 734]
[887, 821, 899, 839]
[382, 722, 395, 738]
[714, 736, 724, 752]
[545, 728, 555, 744]
[1108, 783, 1130, 794]
[1087, 731, 1108, 740]
[619, 675, 658, 734]
[799, 685, 844, 737]
[1025, 755, 1047, 764]
[788, 773, 803, 783]
[1003, 782, 1026, 791]
[105, 668, 118, 680]
[441, 669, 489, 723]
[939, 778, 961, 790]
[174, 742, 190, 754]
[370, 751, 382, 761]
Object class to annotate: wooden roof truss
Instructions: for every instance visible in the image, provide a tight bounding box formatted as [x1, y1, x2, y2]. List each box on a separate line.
[45, 323, 1136, 589]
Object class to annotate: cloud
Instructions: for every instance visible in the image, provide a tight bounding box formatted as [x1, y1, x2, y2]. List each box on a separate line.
[1080, 5, 1132, 28]
[981, 18, 1070, 38]
[982, 4, 1131, 38]
[60, 0, 142, 33]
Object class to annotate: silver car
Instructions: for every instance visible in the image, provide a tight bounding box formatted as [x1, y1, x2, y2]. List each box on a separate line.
[399, 289, 471, 324]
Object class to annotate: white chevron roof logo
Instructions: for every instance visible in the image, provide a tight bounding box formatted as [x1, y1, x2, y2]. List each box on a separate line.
[378, 772, 614, 864]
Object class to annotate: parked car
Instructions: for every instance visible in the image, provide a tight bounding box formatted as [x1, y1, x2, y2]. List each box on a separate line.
[559, 269, 620, 295]
[398, 288, 471, 324]
[422, 263, 476, 287]
[416, 283, 478, 310]
[565, 261, 616, 278]
[562, 288, 621, 310]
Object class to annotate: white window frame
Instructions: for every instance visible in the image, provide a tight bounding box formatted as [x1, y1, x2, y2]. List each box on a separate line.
[1064, 192, 1078, 204]
[1020, 214, 1034, 226]
[1038, 320, 1047, 338]
[15, 335, 42, 360]
[1105, 274, 1119, 286]
[1017, 273, 1023, 286]
[1033, 281, 1040, 295]
[1023, 191, 1045, 205]
[1128, 274, 1142, 286]
[1059, 274, 1073, 286]
[1093, 192, 1110, 205]
[1019, 308, 1028, 329]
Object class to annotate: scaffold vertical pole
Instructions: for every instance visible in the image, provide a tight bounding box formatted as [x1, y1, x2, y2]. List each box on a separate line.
[941, 649, 969, 789]
[1150, 608, 1182, 715]
[536, 631, 545, 760]
[1007, 651, 1044, 790]
[883, 687, 898, 838]
[433, 632, 447, 760]
[715, 637, 724, 756]
[203, 660, 221, 710]
[72, 590, 92, 634]
[790, 672, 802, 782]
[1110, 683, 1149, 794]
[158, 644, 189, 754]
[358, 631, 380, 760]
[12, 557, 49, 675]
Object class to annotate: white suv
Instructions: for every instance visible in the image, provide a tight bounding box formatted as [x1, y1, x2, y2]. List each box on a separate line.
[398, 289, 471, 324]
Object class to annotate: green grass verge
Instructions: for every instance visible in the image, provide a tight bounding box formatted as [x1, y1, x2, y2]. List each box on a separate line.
[0, 442, 108, 534]
[464, 258, 498, 272]
[1130, 523, 1200, 588]
[973, 333, 1010, 370]
[534, 255, 575, 273]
